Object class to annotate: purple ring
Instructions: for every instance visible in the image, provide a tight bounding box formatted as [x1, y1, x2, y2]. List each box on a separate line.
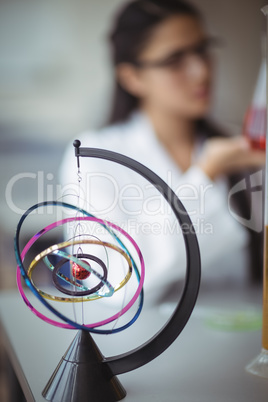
[17, 216, 145, 329]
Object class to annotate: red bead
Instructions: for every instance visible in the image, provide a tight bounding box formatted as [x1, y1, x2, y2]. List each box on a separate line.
[72, 260, 91, 280]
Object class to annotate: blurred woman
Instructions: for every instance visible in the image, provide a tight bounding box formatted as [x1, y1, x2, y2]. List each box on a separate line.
[60, 0, 265, 303]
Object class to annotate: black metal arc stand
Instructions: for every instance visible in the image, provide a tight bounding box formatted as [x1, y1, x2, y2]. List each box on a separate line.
[42, 139, 201, 402]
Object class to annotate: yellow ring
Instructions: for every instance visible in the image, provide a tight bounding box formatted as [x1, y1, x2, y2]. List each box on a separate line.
[28, 239, 132, 302]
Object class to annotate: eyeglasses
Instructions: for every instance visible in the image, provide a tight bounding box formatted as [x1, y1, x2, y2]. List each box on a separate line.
[133, 37, 221, 70]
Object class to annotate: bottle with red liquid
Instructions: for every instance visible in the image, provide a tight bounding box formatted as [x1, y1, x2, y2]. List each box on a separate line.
[243, 59, 266, 150]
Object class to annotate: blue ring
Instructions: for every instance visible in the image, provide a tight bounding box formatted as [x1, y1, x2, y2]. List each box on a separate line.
[14, 201, 144, 334]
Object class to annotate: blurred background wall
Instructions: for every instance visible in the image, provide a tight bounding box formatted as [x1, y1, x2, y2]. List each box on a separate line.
[0, 0, 267, 287]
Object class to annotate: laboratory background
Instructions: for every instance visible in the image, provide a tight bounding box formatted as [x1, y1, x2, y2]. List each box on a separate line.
[0, 0, 267, 400]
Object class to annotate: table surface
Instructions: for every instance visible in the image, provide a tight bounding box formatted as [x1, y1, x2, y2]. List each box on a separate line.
[1, 283, 268, 402]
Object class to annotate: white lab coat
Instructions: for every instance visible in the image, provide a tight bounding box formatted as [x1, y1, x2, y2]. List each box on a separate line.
[59, 111, 249, 305]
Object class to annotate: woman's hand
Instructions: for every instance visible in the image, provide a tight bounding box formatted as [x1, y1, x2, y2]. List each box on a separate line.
[197, 136, 266, 180]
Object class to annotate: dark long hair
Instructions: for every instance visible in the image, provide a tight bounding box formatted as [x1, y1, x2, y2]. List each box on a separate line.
[107, 0, 263, 282]
[108, 0, 202, 124]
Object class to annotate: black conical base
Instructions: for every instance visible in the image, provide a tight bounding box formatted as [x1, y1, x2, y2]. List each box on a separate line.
[42, 330, 126, 402]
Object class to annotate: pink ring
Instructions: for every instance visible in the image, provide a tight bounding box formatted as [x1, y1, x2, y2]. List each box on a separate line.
[17, 216, 145, 329]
